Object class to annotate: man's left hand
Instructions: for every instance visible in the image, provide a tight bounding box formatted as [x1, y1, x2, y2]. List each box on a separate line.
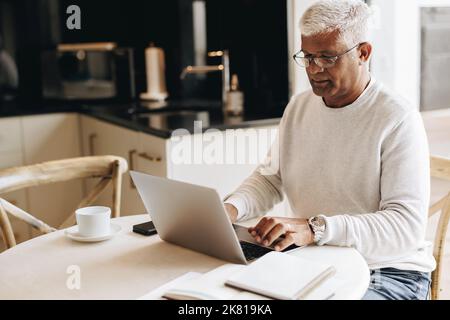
[248, 217, 314, 251]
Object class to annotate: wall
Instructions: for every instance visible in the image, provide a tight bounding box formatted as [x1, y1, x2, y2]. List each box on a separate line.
[287, 0, 317, 96]
[368, 0, 450, 109]
[287, 0, 450, 110]
[370, 0, 421, 108]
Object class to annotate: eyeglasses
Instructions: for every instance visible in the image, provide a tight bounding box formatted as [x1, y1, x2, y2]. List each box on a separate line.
[292, 43, 361, 69]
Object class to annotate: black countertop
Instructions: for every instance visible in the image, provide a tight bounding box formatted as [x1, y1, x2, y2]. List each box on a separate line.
[0, 99, 283, 138]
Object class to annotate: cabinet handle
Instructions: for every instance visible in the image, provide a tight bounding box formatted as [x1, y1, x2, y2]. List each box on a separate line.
[128, 149, 137, 189]
[138, 152, 162, 162]
[88, 133, 97, 155]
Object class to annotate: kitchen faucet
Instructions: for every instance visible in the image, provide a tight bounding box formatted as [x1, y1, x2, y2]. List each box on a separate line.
[180, 50, 230, 105]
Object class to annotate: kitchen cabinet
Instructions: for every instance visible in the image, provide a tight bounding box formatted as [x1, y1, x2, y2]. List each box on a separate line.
[1, 114, 84, 247]
[1, 112, 287, 252]
[0, 117, 23, 154]
[80, 116, 171, 215]
[137, 132, 168, 178]
[165, 126, 291, 217]
[0, 117, 28, 210]
[80, 116, 145, 215]
[166, 127, 277, 198]
[21, 113, 84, 236]
[80, 116, 287, 217]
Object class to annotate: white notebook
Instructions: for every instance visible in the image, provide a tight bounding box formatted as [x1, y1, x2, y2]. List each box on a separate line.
[139, 272, 203, 300]
[162, 264, 268, 300]
[225, 251, 336, 300]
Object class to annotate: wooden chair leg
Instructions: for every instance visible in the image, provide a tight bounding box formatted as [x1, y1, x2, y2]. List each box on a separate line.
[431, 194, 450, 300]
[112, 160, 122, 218]
[0, 199, 16, 248]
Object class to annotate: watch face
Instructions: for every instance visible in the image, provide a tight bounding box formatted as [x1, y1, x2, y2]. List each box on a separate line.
[315, 216, 326, 227]
[310, 216, 326, 230]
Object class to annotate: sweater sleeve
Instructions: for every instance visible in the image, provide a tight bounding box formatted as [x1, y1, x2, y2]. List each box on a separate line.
[223, 131, 284, 221]
[223, 95, 298, 221]
[320, 111, 431, 260]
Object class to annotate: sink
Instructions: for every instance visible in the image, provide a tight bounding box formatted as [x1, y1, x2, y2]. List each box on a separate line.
[135, 110, 211, 130]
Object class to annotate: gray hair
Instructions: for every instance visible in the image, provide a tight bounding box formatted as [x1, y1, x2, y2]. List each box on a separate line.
[300, 0, 373, 46]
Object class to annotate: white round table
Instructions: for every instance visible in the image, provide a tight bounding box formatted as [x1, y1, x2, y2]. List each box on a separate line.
[0, 214, 370, 300]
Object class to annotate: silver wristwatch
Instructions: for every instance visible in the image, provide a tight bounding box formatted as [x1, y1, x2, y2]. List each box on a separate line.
[308, 215, 326, 244]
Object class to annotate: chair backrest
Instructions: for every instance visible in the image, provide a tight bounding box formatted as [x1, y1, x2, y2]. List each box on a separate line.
[0, 155, 128, 249]
[429, 155, 450, 300]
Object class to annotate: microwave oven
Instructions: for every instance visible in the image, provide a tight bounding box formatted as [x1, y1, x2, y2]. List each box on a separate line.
[41, 42, 135, 101]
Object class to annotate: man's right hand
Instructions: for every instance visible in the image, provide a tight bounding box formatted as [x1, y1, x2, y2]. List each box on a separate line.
[224, 203, 238, 223]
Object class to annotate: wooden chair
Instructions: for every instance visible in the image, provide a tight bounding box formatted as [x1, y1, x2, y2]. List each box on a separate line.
[429, 155, 450, 300]
[0, 155, 128, 249]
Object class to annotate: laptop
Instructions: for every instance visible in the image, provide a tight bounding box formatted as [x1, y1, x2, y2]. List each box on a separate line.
[130, 171, 299, 264]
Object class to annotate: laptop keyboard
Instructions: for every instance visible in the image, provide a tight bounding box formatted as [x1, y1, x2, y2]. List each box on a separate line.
[239, 241, 273, 261]
[239, 241, 301, 261]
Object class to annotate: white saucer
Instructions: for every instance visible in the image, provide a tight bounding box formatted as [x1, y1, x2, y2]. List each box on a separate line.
[64, 223, 122, 242]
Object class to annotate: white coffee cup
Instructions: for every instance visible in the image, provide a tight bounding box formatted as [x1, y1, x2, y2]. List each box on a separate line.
[75, 206, 111, 237]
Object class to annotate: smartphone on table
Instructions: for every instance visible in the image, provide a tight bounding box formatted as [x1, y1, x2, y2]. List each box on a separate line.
[133, 221, 157, 236]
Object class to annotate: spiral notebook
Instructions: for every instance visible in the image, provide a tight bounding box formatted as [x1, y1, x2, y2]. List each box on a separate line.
[225, 251, 336, 300]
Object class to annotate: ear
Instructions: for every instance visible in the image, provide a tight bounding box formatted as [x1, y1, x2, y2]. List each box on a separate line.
[358, 42, 372, 63]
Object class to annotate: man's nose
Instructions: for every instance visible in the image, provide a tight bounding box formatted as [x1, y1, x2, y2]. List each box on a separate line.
[307, 60, 324, 74]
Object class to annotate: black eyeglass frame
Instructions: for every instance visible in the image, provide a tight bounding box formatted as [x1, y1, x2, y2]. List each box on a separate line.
[293, 42, 363, 68]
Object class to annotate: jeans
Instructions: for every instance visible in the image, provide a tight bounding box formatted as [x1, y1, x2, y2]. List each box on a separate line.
[362, 268, 431, 300]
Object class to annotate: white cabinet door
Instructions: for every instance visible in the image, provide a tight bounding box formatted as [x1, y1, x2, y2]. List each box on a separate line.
[0, 117, 23, 154]
[0, 117, 27, 213]
[80, 115, 100, 158]
[167, 126, 277, 197]
[80, 116, 102, 202]
[80, 116, 144, 215]
[137, 132, 167, 179]
[166, 125, 291, 217]
[22, 113, 84, 230]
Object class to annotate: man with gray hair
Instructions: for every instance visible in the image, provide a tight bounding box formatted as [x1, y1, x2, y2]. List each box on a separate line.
[224, 0, 435, 300]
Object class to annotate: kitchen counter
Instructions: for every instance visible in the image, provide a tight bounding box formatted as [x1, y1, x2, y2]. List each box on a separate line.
[0, 99, 283, 138]
[0, 99, 80, 117]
